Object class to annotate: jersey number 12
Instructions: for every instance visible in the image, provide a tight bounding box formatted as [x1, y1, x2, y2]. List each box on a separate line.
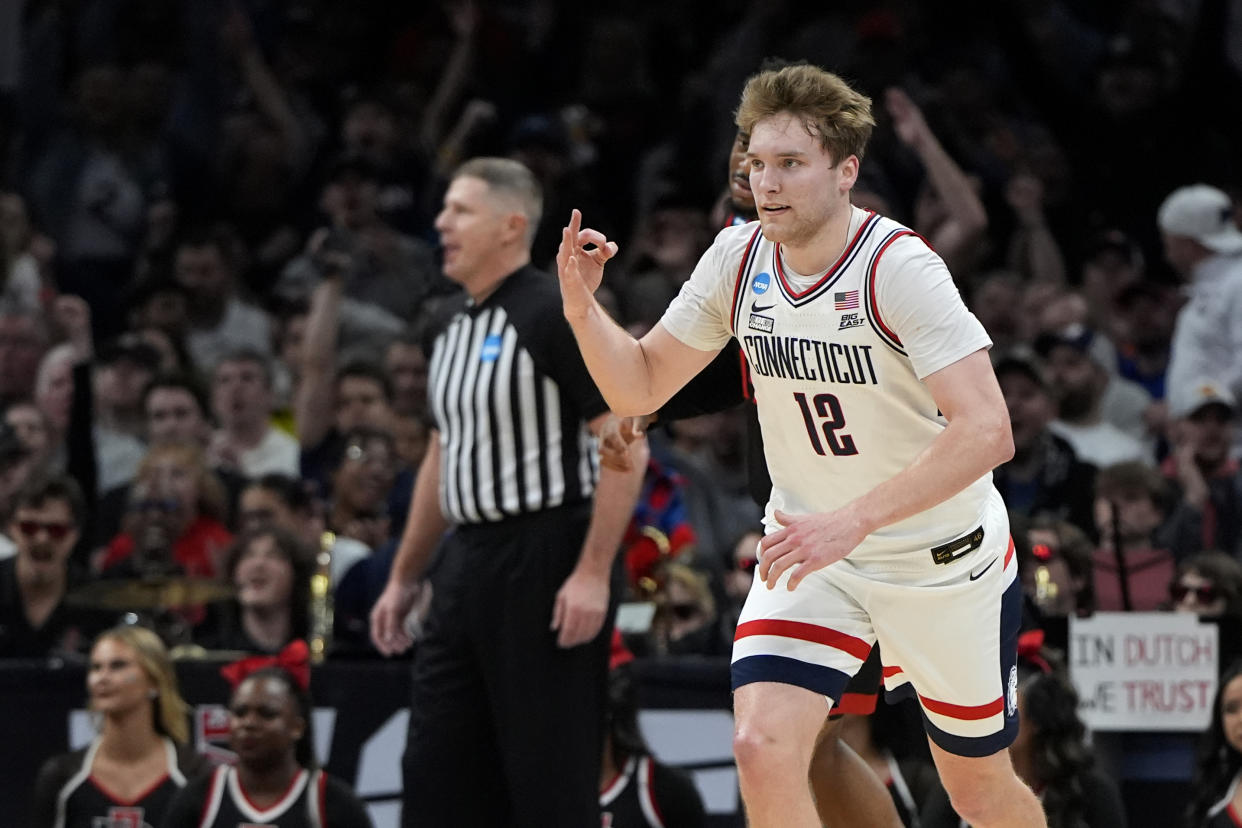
[794, 392, 858, 456]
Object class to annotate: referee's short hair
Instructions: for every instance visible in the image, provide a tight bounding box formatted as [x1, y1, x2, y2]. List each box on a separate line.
[454, 157, 543, 246]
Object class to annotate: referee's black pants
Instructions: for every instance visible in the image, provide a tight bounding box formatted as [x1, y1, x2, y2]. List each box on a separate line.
[401, 503, 617, 827]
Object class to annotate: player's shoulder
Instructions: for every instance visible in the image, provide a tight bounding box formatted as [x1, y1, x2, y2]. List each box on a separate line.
[864, 212, 943, 271]
[709, 220, 765, 256]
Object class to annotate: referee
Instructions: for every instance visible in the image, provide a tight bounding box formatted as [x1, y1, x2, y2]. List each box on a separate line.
[370, 157, 646, 827]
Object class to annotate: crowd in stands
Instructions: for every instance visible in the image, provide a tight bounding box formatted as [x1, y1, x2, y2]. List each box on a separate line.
[2, 1, 1242, 825]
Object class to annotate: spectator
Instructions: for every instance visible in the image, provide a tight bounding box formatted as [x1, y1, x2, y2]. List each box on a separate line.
[1112, 279, 1178, 402]
[1185, 657, 1242, 828]
[1020, 515, 1095, 618]
[648, 561, 725, 657]
[0, 301, 49, 408]
[276, 153, 445, 333]
[209, 349, 299, 479]
[384, 331, 430, 420]
[993, 350, 1097, 535]
[0, 475, 105, 657]
[1162, 380, 1242, 560]
[30, 625, 207, 828]
[100, 445, 232, 579]
[1158, 184, 1242, 413]
[1079, 229, 1145, 347]
[0, 417, 39, 524]
[5, 399, 53, 476]
[95, 374, 246, 546]
[199, 527, 312, 655]
[1092, 461, 1176, 611]
[326, 426, 397, 555]
[0, 191, 47, 311]
[1169, 551, 1242, 620]
[173, 226, 271, 372]
[1036, 324, 1152, 467]
[92, 333, 161, 492]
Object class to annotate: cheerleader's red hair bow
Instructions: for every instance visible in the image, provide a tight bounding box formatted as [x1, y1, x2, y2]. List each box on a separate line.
[220, 639, 311, 690]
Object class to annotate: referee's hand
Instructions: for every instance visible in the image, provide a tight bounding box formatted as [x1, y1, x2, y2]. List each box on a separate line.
[551, 567, 609, 648]
[371, 579, 423, 656]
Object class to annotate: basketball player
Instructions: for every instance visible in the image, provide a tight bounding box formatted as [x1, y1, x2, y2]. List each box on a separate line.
[557, 63, 1045, 828]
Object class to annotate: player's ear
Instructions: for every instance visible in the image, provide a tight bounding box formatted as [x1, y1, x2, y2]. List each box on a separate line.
[839, 155, 860, 191]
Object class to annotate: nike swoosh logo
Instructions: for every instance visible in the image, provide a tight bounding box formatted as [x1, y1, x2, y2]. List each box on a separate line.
[751, 302, 775, 313]
[969, 557, 998, 581]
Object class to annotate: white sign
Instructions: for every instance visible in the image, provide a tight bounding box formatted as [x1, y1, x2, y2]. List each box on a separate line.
[1069, 612, 1218, 731]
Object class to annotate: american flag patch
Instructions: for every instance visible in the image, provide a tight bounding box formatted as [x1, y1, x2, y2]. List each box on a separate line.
[835, 291, 859, 310]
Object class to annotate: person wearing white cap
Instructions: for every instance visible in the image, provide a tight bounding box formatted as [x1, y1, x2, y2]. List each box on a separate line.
[1157, 183, 1242, 416]
[1161, 379, 1242, 560]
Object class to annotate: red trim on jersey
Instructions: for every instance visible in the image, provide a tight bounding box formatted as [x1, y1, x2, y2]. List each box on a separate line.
[919, 693, 1004, 721]
[865, 231, 916, 346]
[1227, 801, 1242, 827]
[831, 691, 879, 716]
[734, 619, 872, 660]
[318, 770, 328, 828]
[89, 771, 170, 806]
[1004, 536, 1015, 570]
[773, 210, 877, 299]
[738, 348, 753, 402]
[882, 665, 903, 678]
[644, 756, 667, 828]
[728, 226, 763, 335]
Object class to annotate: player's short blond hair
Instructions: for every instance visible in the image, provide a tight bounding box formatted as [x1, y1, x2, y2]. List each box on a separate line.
[735, 63, 875, 165]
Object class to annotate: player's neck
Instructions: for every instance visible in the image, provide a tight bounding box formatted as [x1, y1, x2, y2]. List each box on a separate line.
[237, 756, 303, 802]
[779, 205, 853, 276]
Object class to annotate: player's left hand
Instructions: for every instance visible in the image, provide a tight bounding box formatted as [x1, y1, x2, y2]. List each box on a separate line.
[759, 509, 868, 590]
[551, 566, 610, 648]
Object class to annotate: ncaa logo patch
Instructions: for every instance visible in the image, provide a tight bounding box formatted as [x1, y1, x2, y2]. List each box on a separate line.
[752, 272, 771, 295]
[1006, 665, 1019, 716]
[480, 334, 503, 362]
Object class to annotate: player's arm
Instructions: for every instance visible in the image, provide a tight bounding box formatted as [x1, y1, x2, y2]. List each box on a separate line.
[557, 210, 719, 415]
[761, 349, 1013, 589]
[850, 348, 1012, 529]
[551, 411, 649, 648]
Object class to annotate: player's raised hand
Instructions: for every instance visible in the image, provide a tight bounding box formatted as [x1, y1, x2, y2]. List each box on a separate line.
[758, 508, 868, 591]
[557, 209, 618, 320]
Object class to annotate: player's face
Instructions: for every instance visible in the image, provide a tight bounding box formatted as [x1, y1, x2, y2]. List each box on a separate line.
[727, 131, 754, 213]
[229, 676, 304, 767]
[88, 638, 156, 716]
[1221, 674, 1242, 755]
[747, 112, 856, 249]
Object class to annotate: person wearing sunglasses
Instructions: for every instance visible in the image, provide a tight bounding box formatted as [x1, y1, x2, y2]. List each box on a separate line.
[0, 474, 110, 657]
[1169, 551, 1242, 619]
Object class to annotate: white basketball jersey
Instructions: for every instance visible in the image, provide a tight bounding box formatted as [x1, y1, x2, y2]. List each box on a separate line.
[661, 207, 999, 570]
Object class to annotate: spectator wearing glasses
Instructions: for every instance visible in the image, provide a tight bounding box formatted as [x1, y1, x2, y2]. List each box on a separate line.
[1168, 551, 1242, 620]
[0, 475, 107, 657]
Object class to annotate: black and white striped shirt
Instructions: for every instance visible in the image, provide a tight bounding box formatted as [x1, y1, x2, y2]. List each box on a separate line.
[427, 266, 607, 524]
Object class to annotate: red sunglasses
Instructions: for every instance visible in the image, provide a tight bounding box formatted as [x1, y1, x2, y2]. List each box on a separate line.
[17, 520, 73, 540]
[1170, 583, 1220, 604]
